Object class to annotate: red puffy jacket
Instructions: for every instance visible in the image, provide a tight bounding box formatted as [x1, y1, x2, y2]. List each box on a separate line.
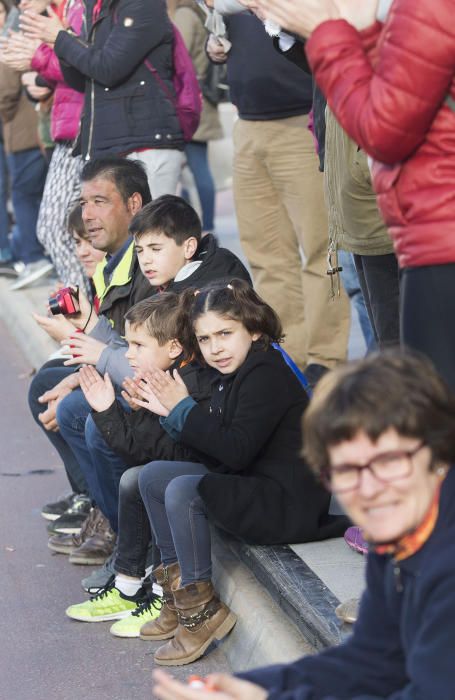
[306, 0, 455, 269]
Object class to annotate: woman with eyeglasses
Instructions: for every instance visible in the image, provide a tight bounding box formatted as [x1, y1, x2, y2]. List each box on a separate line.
[151, 348, 455, 700]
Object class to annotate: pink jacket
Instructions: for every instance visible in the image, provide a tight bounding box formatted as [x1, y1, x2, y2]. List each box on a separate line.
[31, 0, 84, 142]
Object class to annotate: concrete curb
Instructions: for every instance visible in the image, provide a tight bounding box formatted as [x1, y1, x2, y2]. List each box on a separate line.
[0, 277, 57, 369]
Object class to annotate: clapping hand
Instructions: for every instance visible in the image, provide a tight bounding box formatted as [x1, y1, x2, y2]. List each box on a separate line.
[255, 0, 378, 38]
[79, 365, 115, 412]
[140, 368, 189, 413]
[0, 32, 40, 71]
[20, 9, 65, 46]
[131, 373, 170, 417]
[121, 375, 144, 412]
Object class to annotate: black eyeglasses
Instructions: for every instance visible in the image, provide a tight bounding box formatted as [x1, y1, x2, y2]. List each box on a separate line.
[324, 443, 425, 494]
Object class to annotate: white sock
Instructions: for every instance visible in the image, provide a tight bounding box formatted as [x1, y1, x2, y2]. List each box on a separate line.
[115, 574, 141, 598]
[144, 564, 163, 596]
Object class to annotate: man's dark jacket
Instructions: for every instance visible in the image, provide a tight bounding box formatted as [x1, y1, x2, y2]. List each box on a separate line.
[54, 0, 184, 159]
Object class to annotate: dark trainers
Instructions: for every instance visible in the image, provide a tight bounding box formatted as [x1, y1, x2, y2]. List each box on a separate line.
[48, 532, 80, 555]
[69, 516, 116, 566]
[46, 494, 92, 535]
[81, 550, 117, 594]
[47, 507, 104, 554]
[41, 493, 78, 521]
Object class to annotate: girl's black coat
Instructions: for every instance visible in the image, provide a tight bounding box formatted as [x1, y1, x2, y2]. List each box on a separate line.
[180, 347, 347, 544]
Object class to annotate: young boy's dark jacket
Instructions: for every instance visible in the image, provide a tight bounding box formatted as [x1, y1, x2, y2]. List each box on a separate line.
[94, 233, 252, 385]
[162, 346, 349, 545]
[91, 361, 215, 466]
[168, 232, 252, 293]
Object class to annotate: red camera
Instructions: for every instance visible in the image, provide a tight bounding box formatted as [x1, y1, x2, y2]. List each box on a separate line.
[49, 286, 80, 316]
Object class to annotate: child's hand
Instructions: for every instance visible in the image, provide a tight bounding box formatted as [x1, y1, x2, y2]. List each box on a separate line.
[132, 374, 170, 417]
[79, 365, 115, 412]
[121, 375, 143, 412]
[62, 333, 107, 366]
[144, 369, 189, 412]
[32, 312, 76, 343]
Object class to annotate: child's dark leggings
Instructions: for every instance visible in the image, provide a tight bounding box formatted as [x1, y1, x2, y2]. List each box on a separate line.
[138, 461, 211, 587]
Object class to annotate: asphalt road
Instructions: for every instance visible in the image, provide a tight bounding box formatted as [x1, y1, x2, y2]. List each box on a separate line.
[0, 318, 229, 700]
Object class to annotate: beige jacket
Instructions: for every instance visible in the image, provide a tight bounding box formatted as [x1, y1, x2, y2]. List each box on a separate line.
[0, 63, 40, 154]
[324, 108, 393, 256]
[174, 2, 223, 143]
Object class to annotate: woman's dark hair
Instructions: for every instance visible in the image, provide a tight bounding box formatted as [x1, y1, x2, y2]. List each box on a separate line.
[67, 204, 87, 239]
[80, 157, 152, 207]
[177, 278, 284, 359]
[130, 195, 201, 244]
[303, 349, 455, 477]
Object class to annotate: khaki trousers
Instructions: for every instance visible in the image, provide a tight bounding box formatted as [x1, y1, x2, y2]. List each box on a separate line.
[233, 115, 350, 369]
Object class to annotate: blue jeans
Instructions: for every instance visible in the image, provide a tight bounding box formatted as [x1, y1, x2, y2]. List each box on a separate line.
[0, 141, 11, 256]
[338, 250, 376, 352]
[28, 361, 88, 494]
[138, 460, 211, 587]
[7, 148, 47, 264]
[57, 390, 130, 532]
[185, 142, 216, 232]
[114, 466, 160, 577]
[353, 253, 400, 348]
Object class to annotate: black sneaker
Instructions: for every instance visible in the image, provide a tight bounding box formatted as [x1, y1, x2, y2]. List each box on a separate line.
[41, 493, 78, 521]
[46, 495, 92, 535]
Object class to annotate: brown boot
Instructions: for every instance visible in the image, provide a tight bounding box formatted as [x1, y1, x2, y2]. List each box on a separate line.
[140, 562, 180, 641]
[68, 511, 116, 565]
[154, 580, 237, 666]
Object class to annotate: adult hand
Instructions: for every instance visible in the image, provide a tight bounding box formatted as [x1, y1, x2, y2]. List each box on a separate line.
[141, 368, 189, 413]
[62, 333, 107, 366]
[19, 0, 51, 13]
[152, 669, 268, 700]
[21, 72, 52, 102]
[32, 312, 76, 343]
[121, 375, 143, 412]
[0, 32, 40, 71]
[79, 365, 115, 412]
[20, 9, 64, 46]
[256, 0, 340, 38]
[37, 374, 79, 431]
[132, 374, 170, 417]
[335, 0, 379, 31]
[207, 34, 229, 63]
[62, 287, 98, 332]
